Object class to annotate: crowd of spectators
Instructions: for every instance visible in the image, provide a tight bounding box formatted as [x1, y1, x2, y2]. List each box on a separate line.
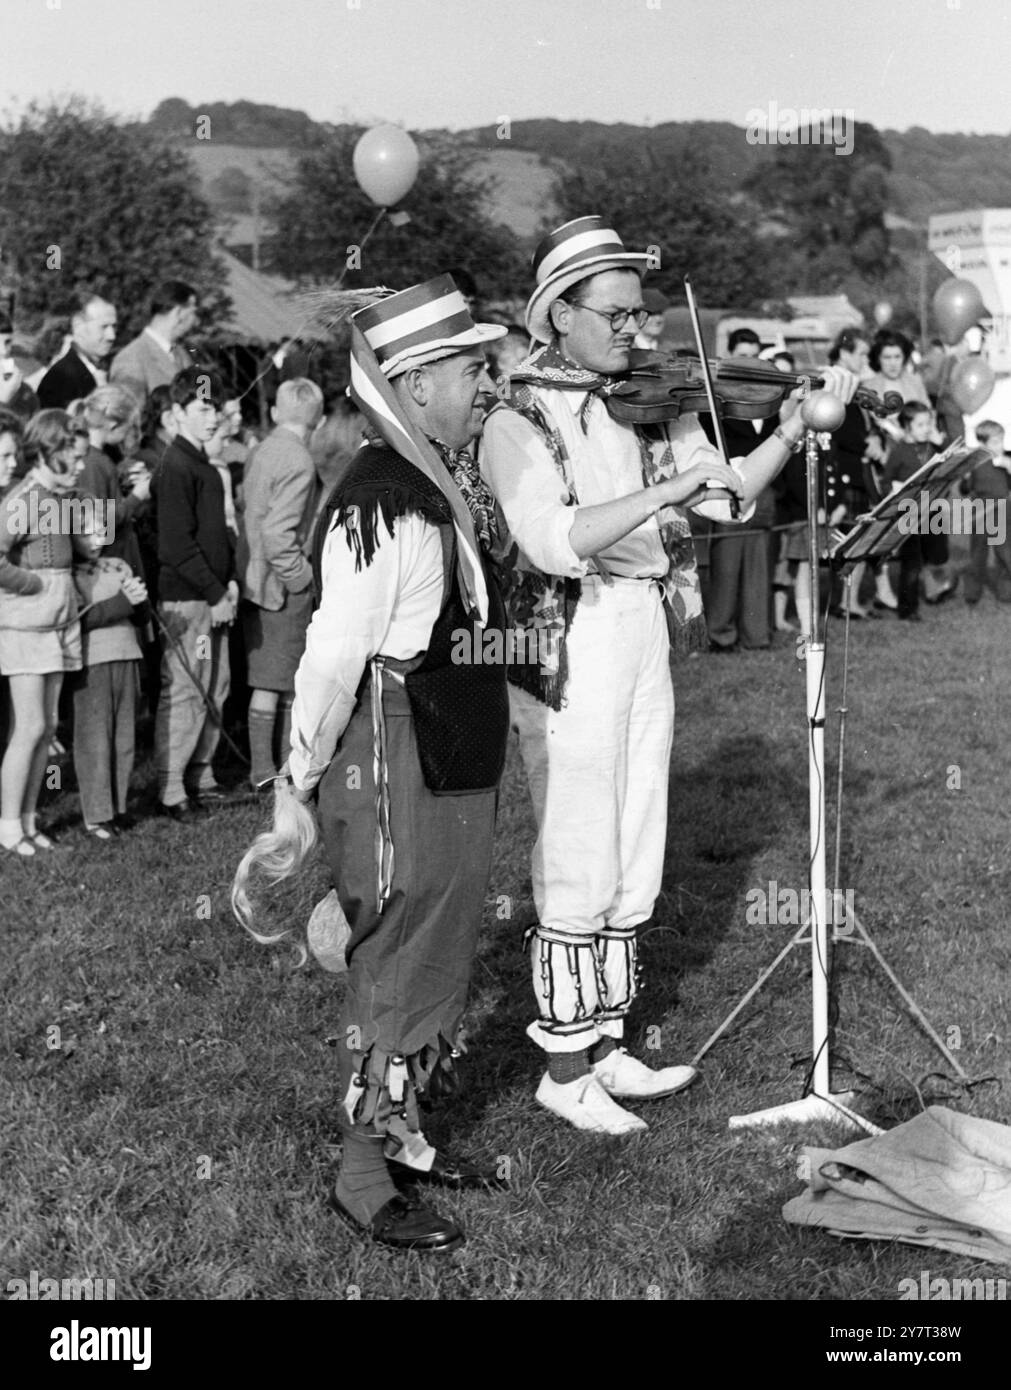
[0, 283, 358, 856]
[0, 287, 1007, 856]
[693, 324, 1005, 647]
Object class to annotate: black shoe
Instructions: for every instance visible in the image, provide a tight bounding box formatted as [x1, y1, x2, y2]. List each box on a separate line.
[328, 1188, 465, 1252]
[388, 1149, 508, 1192]
[157, 799, 198, 823]
[114, 813, 138, 832]
[708, 641, 738, 654]
[897, 610, 922, 622]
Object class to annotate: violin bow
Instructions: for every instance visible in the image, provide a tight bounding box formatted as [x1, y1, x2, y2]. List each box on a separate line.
[683, 275, 740, 519]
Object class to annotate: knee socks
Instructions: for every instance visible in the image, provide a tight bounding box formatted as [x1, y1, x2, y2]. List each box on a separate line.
[247, 709, 276, 787]
[274, 695, 294, 772]
[335, 1130, 398, 1225]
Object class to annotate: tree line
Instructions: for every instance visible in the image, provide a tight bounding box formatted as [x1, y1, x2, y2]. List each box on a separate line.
[0, 98, 961, 350]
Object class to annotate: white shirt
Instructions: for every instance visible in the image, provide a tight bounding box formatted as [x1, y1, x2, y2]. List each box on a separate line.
[143, 325, 174, 357]
[288, 509, 444, 791]
[480, 388, 753, 581]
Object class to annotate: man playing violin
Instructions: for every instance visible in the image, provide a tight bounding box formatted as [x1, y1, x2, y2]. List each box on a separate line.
[481, 215, 859, 1135]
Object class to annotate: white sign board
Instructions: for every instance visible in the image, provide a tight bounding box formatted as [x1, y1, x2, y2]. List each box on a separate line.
[928, 209, 1011, 375]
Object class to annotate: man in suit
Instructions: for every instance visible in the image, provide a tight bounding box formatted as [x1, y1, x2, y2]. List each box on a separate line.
[110, 281, 196, 405]
[237, 377, 324, 791]
[35, 292, 118, 410]
[703, 328, 781, 651]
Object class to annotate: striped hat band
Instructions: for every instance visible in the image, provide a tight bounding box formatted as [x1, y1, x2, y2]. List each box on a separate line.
[355, 275, 475, 367]
[524, 215, 651, 344]
[532, 217, 629, 285]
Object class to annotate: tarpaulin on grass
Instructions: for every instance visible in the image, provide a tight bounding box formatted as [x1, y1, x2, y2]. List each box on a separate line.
[783, 1106, 1011, 1265]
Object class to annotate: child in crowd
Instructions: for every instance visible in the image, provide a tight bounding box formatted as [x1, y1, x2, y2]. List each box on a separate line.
[238, 378, 323, 791]
[0, 410, 83, 855]
[205, 407, 241, 540]
[961, 419, 1011, 605]
[152, 368, 236, 820]
[133, 385, 175, 643]
[486, 325, 530, 387]
[882, 402, 940, 621]
[79, 385, 150, 569]
[71, 518, 149, 837]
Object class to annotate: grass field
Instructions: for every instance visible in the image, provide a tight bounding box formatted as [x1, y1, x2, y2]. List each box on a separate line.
[2, 581, 1009, 1303]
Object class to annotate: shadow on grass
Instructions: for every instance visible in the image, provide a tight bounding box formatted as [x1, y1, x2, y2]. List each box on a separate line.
[439, 731, 806, 1152]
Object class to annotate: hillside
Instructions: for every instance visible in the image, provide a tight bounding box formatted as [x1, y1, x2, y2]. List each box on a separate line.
[159, 101, 1011, 258]
[185, 141, 559, 245]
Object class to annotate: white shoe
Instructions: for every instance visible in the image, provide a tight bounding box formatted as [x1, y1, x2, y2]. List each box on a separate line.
[535, 1072, 648, 1135]
[875, 577, 899, 610]
[593, 1048, 698, 1100]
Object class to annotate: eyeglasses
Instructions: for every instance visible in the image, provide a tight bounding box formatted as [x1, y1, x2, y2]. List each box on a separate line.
[573, 303, 651, 333]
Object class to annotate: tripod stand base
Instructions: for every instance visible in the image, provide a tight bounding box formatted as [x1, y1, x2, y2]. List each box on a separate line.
[729, 1090, 873, 1132]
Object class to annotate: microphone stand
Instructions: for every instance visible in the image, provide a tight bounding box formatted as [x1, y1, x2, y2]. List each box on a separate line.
[692, 414, 978, 1131]
[691, 414, 879, 1134]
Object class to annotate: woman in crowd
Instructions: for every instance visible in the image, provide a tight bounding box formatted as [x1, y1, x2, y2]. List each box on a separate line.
[0, 410, 84, 855]
[866, 330, 935, 446]
[825, 329, 896, 617]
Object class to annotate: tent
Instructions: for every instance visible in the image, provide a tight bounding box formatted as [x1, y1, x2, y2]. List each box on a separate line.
[216, 247, 324, 345]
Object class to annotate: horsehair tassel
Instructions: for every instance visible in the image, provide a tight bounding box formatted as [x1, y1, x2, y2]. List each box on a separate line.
[294, 286, 397, 334]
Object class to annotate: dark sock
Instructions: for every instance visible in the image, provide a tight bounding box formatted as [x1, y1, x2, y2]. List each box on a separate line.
[335, 1131, 398, 1225]
[590, 1037, 619, 1066]
[247, 708, 276, 787]
[547, 1049, 591, 1084]
[274, 696, 294, 772]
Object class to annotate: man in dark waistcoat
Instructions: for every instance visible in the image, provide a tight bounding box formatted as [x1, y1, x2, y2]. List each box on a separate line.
[288, 277, 509, 1252]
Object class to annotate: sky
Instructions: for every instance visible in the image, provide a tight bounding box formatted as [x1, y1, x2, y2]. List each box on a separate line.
[2, 0, 1010, 135]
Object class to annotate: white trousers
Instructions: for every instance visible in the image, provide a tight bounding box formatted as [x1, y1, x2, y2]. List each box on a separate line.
[510, 577, 674, 1052]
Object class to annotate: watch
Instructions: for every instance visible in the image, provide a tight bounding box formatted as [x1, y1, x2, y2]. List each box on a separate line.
[774, 425, 805, 454]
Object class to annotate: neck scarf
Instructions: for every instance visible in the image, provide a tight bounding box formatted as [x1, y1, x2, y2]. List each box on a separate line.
[511, 341, 613, 433]
[431, 440, 497, 552]
[491, 342, 708, 709]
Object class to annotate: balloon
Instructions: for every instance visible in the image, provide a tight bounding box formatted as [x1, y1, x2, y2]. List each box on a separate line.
[352, 124, 419, 207]
[873, 300, 893, 328]
[932, 278, 986, 346]
[948, 356, 996, 415]
[801, 391, 846, 432]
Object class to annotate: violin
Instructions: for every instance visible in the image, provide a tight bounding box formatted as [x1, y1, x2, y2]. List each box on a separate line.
[603, 349, 905, 427]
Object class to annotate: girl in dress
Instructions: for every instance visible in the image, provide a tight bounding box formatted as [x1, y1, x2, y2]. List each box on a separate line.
[0, 410, 84, 855]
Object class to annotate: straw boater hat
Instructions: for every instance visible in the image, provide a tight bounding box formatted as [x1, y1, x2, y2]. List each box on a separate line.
[353, 274, 506, 378]
[525, 215, 652, 345]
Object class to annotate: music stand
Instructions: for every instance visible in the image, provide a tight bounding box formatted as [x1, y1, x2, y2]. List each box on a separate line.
[693, 432, 986, 1131]
[831, 440, 989, 570]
